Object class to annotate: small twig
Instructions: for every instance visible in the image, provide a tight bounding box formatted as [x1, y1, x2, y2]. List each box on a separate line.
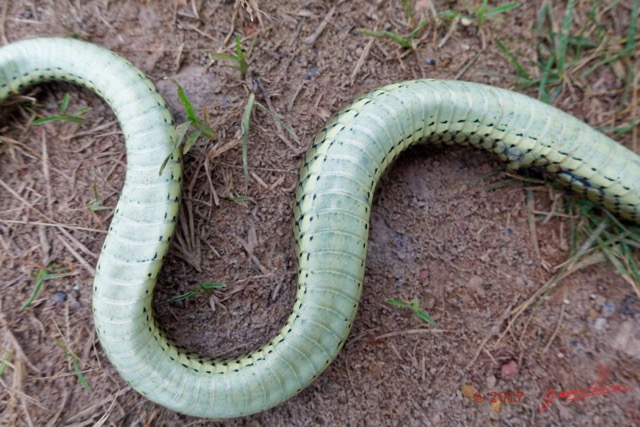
[42, 131, 53, 215]
[0, 0, 8, 44]
[56, 235, 95, 275]
[304, 5, 336, 45]
[236, 234, 269, 275]
[0, 302, 41, 373]
[454, 51, 481, 80]
[438, 16, 459, 49]
[543, 297, 566, 352]
[0, 219, 106, 234]
[465, 299, 517, 370]
[374, 328, 452, 340]
[62, 388, 131, 424]
[525, 188, 544, 268]
[181, 22, 217, 42]
[350, 34, 375, 85]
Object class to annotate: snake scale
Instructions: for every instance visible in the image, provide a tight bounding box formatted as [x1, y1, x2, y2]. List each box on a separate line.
[1, 38, 639, 419]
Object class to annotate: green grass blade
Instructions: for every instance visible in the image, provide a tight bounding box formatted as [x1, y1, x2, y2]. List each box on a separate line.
[54, 339, 92, 392]
[60, 93, 71, 114]
[624, 0, 638, 57]
[0, 351, 13, 377]
[33, 115, 87, 125]
[170, 80, 198, 125]
[598, 118, 640, 136]
[485, 2, 520, 16]
[21, 269, 69, 312]
[387, 299, 436, 325]
[71, 356, 92, 392]
[401, 0, 413, 19]
[159, 283, 225, 305]
[71, 106, 93, 116]
[234, 34, 249, 75]
[183, 129, 202, 155]
[438, 10, 463, 20]
[159, 121, 189, 176]
[537, 55, 555, 103]
[556, 0, 575, 73]
[387, 299, 411, 308]
[209, 52, 237, 62]
[199, 106, 217, 140]
[494, 37, 532, 81]
[356, 28, 413, 49]
[241, 93, 255, 191]
[255, 101, 301, 144]
[199, 282, 225, 291]
[414, 309, 436, 325]
[406, 19, 428, 41]
[158, 289, 201, 305]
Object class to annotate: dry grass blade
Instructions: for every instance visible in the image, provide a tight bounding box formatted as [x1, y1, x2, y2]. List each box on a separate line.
[303, 5, 335, 45]
[374, 328, 452, 340]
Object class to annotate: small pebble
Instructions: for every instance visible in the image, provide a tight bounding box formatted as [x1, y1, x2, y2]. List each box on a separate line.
[620, 295, 638, 316]
[467, 276, 483, 288]
[486, 374, 497, 388]
[602, 300, 615, 317]
[500, 360, 518, 381]
[570, 338, 582, 355]
[425, 58, 436, 66]
[304, 65, 318, 80]
[53, 291, 67, 303]
[594, 317, 607, 330]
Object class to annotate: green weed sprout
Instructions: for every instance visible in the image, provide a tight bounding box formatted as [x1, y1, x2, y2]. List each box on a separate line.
[439, 1, 520, 27]
[33, 93, 92, 125]
[210, 34, 252, 76]
[387, 298, 436, 325]
[159, 80, 216, 175]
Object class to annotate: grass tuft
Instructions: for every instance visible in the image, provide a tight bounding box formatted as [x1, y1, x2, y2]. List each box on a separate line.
[159, 80, 216, 176]
[439, 0, 520, 28]
[356, 19, 428, 50]
[496, 0, 639, 106]
[210, 34, 253, 76]
[54, 339, 92, 392]
[559, 200, 640, 291]
[32, 93, 92, 125]
[356, 0, 429, 50]
[21, 265, 72, 312]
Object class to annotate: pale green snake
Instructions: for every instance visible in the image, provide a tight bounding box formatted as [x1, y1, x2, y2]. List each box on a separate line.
[1, 38, 639, 419]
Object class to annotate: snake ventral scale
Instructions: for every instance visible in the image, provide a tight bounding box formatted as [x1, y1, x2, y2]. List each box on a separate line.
[1, 37, 639, 419]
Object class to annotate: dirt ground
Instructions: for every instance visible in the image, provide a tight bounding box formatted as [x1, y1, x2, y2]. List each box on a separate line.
[1, 0, 639, 426]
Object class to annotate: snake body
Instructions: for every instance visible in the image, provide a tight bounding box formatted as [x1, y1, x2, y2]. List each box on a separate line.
[1, 38, 639, 419]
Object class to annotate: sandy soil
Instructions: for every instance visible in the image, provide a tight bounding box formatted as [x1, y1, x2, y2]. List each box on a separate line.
[1, 1, 639, 426]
